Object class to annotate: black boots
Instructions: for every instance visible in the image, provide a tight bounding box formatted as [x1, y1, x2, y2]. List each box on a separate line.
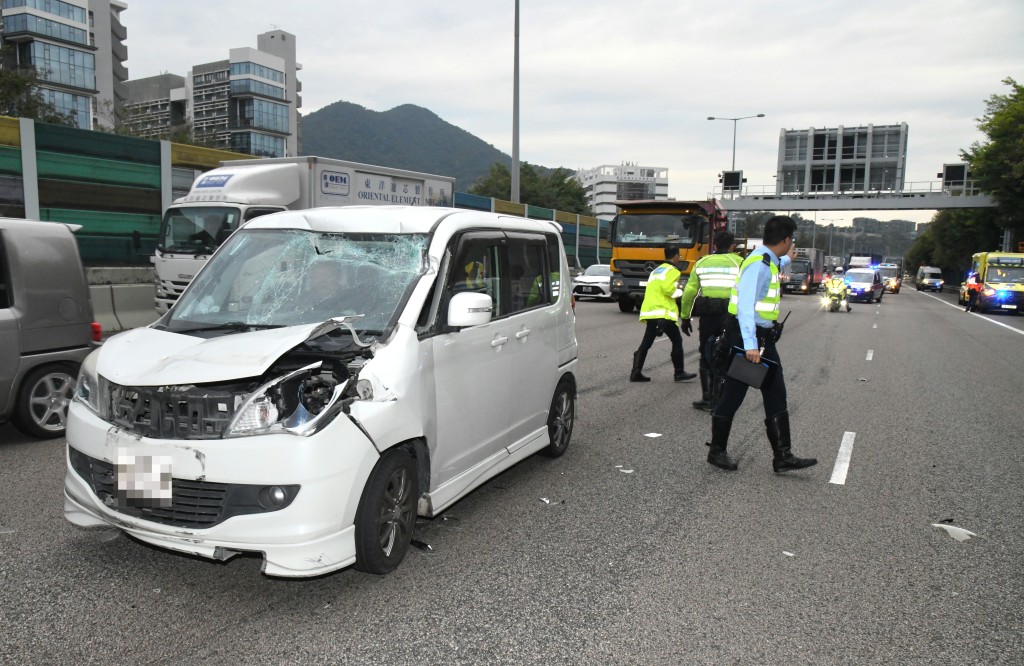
[692, 369, 712, 410]
[672, 351, 696, 382]
[765, 411, 817, 473]
[706, 414, 738, 471]
[630, 350, 650, 382]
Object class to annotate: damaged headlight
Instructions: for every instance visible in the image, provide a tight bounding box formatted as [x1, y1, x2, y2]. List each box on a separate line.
[74, 350, 107, 418]
[226, 362, 350, 438]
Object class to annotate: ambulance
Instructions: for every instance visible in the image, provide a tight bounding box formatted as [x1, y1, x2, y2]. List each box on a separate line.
[967, 252, 1024, 313]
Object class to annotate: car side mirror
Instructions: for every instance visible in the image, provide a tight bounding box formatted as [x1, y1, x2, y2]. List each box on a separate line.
[447, 291, 493, 328]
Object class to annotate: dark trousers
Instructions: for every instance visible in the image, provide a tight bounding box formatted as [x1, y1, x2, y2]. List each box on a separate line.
[637, 319, 683, 357]
[712, 317, 787, 419]
[967, 290, 978, 311]
[697, 312, 727, 372]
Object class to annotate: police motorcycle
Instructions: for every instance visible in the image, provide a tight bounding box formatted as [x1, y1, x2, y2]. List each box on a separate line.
[822, 269, 851, 313]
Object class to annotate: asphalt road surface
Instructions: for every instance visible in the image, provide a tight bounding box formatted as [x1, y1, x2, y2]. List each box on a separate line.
[2, 287, 1022, 664]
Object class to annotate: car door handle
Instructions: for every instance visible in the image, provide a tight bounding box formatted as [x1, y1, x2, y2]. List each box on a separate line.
[515, 329, 530, 339]
[491, 336, 509, 348]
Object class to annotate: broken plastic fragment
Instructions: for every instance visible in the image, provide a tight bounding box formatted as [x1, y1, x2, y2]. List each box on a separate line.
[858, 378, 869, 382]
[783, 551, 795, 557]
[644, 433, 663, 438]
[931, 523, 976, 542]
[97, 528, 120, 542]
[539, 497, 551, 504]
[410, 539, 433, 552]
[618, 468, 634, 474]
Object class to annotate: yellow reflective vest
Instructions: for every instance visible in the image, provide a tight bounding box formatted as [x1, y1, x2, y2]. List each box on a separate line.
[639, 262, 681, 322]
[727, 253, 781, 321]
[679, 252, 742, 318]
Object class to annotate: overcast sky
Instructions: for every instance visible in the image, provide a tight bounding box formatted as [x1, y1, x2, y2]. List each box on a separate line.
[124, 0, 1023, 226]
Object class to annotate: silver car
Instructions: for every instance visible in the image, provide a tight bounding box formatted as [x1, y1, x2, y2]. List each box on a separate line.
[0, 218, 100, 438]
[571, 263, 613, 300]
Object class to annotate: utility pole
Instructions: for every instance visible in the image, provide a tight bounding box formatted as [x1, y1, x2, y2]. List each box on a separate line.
[510, 0, 520, 203]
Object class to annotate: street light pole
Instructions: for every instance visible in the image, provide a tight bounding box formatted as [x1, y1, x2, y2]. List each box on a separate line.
[822, 218, 842, 256]
[511, 0, 520, 203]
[707, 113, 765, 170]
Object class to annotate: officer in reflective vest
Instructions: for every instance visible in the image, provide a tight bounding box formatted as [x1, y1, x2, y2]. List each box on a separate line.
[705, 215, 817, 474]
[965, 271, 981, 312]
[629, 244, 696, 383]
[679, 230, 742, 411]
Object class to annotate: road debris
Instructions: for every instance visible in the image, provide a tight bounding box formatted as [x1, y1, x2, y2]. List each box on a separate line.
[644, 433, 663, 438]
[410, 539, 434, 552]
[931, 523, 977, 542]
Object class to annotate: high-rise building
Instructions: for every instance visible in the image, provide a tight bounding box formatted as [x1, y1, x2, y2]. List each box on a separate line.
[776, 124, 909, 196]
[124, 30, 300, 157]
[575, 163, 669, 220]
[0, 0, 128, 130]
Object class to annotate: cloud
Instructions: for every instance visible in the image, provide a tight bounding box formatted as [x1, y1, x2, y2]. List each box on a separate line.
[122, 0, 1024, 222]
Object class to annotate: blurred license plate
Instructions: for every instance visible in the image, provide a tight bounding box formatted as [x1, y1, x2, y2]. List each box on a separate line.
[116, 453, 173, 507]
[1001, 304, 1017, 309]
[582, 286, 597, 293]
[639, 281, 648, 287]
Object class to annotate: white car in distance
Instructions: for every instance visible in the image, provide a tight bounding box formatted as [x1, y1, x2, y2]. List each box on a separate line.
[571, 263, 613, 300]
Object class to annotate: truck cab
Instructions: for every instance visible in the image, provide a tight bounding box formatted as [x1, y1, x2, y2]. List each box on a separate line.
[607, 200, 725, 313]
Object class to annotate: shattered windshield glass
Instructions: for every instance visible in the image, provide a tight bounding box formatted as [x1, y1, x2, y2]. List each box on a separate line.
[169, 229, 429, 334]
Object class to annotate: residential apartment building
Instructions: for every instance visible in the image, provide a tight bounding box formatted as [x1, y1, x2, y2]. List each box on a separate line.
[0, 0, 128, 130]
[123, 30, 300, 157]
[575, 163, 669, 220]
[776, 123, 908, 196]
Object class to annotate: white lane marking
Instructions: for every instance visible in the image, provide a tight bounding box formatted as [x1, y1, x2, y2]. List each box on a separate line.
[830, 432, 856, 485]
[873, 323, 878, 329]
[866, 350, 874, 361]
[920, 291, 1024, 336]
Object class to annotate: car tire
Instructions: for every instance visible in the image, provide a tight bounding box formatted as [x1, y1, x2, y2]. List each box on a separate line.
[12, 363, 78, 439]
[354, 446, 419, 575]
[617, 297, 635, 313]
[543, 379, 575, 458]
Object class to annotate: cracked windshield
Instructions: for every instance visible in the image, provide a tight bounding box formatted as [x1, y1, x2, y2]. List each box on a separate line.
[170, 229, 429, 332]
[613, 213, 703, 246]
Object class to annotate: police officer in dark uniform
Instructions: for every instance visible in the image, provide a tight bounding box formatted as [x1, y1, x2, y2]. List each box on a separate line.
[679, 231, 742, 410]
[705, 216, 817, 474]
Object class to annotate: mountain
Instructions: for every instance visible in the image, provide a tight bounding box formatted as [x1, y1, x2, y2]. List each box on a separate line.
[298, 101, 510, 191]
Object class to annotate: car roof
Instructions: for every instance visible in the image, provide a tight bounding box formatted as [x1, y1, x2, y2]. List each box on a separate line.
[242, 205, 561, 236]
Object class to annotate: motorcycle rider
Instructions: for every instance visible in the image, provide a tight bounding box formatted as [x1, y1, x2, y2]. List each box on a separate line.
[825, 267, 851, 312]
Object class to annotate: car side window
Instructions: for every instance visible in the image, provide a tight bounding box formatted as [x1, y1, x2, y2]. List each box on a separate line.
[506, 233, 547, 313]
[0, 234, 10, 309]
[448, 232, 505, 317]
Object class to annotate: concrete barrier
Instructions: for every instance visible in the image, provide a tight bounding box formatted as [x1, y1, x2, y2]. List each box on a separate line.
[111, 284, 159, 330]
[89, 284, 119, 334]
[87, 267, 158, 334]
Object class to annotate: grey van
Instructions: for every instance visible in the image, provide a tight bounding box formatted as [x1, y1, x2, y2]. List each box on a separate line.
[0, 219, 99, 438]
[916, 266, 944, 292]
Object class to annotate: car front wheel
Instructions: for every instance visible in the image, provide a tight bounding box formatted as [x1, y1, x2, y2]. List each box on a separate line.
[354, 446, 419, 575]
[13, 363, 78, 439]
[543, 380, 575, 458]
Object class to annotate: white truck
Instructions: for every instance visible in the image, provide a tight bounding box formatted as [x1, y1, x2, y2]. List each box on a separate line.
[153, 156, 455, 313]
[784, 247, 824, 294]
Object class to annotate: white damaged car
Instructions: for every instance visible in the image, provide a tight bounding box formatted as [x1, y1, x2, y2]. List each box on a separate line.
[64, 206, 578, 577]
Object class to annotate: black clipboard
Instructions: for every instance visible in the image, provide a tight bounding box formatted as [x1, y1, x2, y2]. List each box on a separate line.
[726, 347, 778, 389]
